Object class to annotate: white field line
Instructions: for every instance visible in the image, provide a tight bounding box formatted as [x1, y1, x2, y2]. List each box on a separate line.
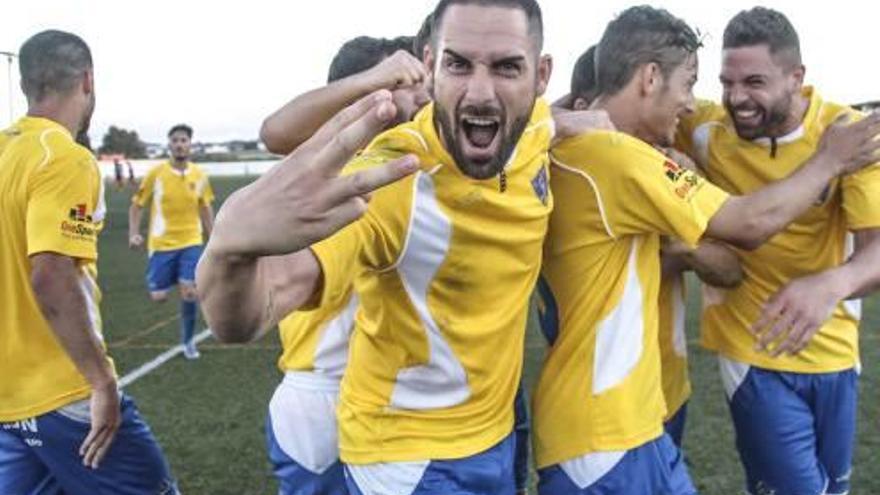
[119, 329, 213, 389]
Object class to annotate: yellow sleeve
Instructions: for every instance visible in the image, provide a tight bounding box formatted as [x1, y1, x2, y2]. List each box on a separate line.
[199, 174, 215, 206]
[842, 164, 880, 230]
[309, 149, 412, 306]
[554, 132, 729, 247]
[132, 166, 157, 206]
[26, 150, 101, 261]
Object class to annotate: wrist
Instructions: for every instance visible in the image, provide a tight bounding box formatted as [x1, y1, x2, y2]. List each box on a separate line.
[824, 267, 854, 301]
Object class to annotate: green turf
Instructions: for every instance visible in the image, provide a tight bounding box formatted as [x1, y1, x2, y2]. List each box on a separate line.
[98, 175, 879, 494]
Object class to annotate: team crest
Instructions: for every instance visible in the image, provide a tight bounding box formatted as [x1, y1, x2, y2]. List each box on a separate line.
[68, 203, 93, 223]
[531, 166, 549, 205]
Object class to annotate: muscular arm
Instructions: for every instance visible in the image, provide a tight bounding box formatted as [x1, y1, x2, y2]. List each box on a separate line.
[31, 253, 115, 389]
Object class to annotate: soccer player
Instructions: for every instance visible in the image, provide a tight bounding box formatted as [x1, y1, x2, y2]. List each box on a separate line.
[559, 41, 743, 450]
[262, 35, 429, 495]
[0, 29, 176, 494]
[675, 8, 880, 495]
[199, 1, 559, 493]
[128, 123, 215, 359]
[532, 6, 880, 495]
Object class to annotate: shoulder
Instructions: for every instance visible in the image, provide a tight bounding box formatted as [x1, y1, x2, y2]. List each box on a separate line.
[552, 130, 665, 171]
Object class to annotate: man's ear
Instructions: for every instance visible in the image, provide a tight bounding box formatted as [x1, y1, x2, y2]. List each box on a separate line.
[640, 62, 664, 97]
[536, 54, 553, 96]
[573, 97, 590, 111]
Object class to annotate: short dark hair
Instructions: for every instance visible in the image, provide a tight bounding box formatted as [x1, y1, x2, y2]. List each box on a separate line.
[168, 124, 193, 139]
[570, 45, 598, 105]
[19, 30, 92, 103]
[413, 13, 434, 60]
[430, 0, 543, 52]
[595, 5, 701, 97]
[723, 7, 801, 67]
[327, 36, 415, 83]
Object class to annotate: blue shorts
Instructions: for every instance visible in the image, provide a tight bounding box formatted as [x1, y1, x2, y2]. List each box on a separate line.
[663, 402, 688, 449]
[720, 357, 857, 495]
[0, 395, 177, 495]
[537, 434, 697, 495]
[146, 245, 203, 292]
[345, 433, 515, 495]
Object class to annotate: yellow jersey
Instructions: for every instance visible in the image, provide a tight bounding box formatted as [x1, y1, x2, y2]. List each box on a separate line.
[132, 161, 214, 253]
[533, 131, 729, 467]
[0, 116, 113, 422]
[677, 87, 880, 372]
[658, 272, 690, 420]
[310, 100, 554, 464]
[277, 289, 357, 379]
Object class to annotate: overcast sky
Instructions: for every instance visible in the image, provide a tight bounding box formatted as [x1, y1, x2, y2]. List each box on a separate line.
[1, 1, 877, 144]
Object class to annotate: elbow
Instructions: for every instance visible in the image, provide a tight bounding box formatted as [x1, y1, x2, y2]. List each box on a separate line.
[726, 218, 774, 251]
[209, 322, 259, 345]
[710, 268, 744, 289]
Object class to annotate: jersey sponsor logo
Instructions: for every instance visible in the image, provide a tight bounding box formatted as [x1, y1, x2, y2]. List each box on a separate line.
[532, 165, 549, 205]
[663, 160, 702, 200]
[61, 203, 98, 240]
[69, 203, 93, 223]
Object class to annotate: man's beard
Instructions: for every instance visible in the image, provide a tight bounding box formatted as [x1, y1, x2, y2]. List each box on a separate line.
[726, 93, 792, 140]
[434, 100, 532, 180]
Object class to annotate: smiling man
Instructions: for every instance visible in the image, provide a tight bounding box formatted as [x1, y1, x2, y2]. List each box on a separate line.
[676, 8, 880, 495]
[198, 1, 555, 494]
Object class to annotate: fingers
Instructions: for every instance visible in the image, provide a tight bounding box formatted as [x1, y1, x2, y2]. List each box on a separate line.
[79, 421, 119, 468]
[756, 306, 794, 351]
[324, 155, 419, 205]
[311, 98, 401, 176]
[307, 90, 396, 153]
[751, 297, 784, 336]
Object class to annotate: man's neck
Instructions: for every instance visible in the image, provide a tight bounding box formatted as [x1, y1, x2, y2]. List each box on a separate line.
[27, 98, 80, 137]
[170, 159, 189, 171]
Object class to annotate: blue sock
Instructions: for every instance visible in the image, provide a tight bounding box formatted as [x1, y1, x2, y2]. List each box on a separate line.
[181, 300, 197, 345]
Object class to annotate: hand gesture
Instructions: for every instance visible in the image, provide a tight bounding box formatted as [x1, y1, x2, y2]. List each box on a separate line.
[551, 107, 615, 144]
[211, 90, 419, 258]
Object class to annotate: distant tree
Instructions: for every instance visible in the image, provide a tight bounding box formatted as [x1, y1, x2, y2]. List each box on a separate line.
[98, 125, 147, 158]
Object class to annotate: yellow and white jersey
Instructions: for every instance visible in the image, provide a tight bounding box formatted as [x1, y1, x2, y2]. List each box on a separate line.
[0, 116, 113, 422]
[310, 100, 554, 464]
[278, 289, 358, 381]
[533, 131, 729, 468]
[658, 272, 690, 420]
[677, 87, 880, 373]
[132, 161, 214, 253]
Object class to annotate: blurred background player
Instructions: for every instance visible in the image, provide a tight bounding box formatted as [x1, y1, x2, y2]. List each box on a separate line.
[676, 7, 880, 495]
[0, 29, 177, 494]
[128, 123, 215, 359]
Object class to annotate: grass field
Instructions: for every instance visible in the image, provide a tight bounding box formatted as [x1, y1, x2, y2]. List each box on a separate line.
[99, 176, 880, 494]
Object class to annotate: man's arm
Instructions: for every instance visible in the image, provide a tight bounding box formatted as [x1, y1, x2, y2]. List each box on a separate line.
[199, 203, 214, 240]
[663, 238, 743, 288]
[128, 203, 144, 249]
[260, 50, 426, 155]
[707, 112, 880, 249]
[199, 90, 418, 343]
[752, 228, 880, 355]
[30, 253, 119, 469]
